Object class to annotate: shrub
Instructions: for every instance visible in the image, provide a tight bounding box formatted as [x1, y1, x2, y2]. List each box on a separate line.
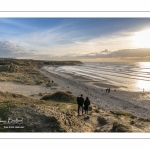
[95, 109, 100, 113]
[110, 110, 137, 118]
[97, 117, 108, 126]
[111, 122, 132, 132]
[41, 91, 76, 103]
[84, 116, 90, 120]
[138, 118, 150, 122]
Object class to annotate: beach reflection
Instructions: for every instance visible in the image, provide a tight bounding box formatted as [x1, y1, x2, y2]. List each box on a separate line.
[135, 62, 150, 91]
[136, 80, 150, 91]
[139, 62, 150, 73]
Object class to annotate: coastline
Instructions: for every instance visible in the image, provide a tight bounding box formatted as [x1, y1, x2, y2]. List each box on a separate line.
[38, 66, 150, 118]
[1, 59, 150, 132]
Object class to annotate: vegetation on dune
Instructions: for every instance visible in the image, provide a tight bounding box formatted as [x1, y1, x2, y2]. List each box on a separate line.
[0, 90, 65, 132]
[0, 69, 50, 86]
[0, 90, 150, 132]
[0, 106, 9, 121]
[111, 122, 132, 132]
[41, 91, 76, 103]
[0, 64, 23, 73]
[0, 58, 82, 85]
[138, 118, 150, 122]
[110, 110, 137, 118]
[97, 117, 108, 126]
[0, 58, 82, 69]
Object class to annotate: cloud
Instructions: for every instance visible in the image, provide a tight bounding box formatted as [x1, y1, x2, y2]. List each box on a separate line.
[0, 18, 38, 30]
[101, 49, 110, 53]
[0, 19, 135, 57]
[1, 40, 150, 62]
[70, 48, 150, 60]
[106, 48, 150, 58]
[0, 30, 133, 59]
[1, 18, 150, 60]
[0, 40, 32, 58]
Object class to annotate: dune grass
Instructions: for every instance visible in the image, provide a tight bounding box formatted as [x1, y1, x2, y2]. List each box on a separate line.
[110, 110, 137, 118]
[0, 90, 67, 132]
[0, 59, 52, 85]
[97, 117, 108, 126]
[138, 118, 150, 122]
[0, 72, 50, 85]
[40, 91, 77, 110]
[41, 91, 76, 103]
[111, 122, 132, 132]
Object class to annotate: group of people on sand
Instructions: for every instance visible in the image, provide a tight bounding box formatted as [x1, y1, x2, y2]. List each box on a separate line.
[106, 88, 110, 93]
[76, 94, 90, 115]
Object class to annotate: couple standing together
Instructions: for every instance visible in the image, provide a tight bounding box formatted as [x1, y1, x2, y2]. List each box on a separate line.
[76, 94, 90, 115]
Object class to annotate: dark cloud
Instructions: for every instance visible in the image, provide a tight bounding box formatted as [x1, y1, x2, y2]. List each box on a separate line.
[101, 49, 110, 53]
[0, 40, 38, 59]
[105, 48, 150, 58]
[68, 48, 150, 60]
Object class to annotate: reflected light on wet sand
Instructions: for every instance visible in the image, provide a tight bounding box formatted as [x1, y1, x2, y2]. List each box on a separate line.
[139, 62, 150, 72]
[136, 80, 150, 91]
[136, 62, 150, 91]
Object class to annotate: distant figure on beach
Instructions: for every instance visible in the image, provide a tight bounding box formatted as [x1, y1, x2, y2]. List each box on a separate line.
[76, 94, 84, 115]
[52, 80, 53, 83]
[106, 89, 108, 93]
[108, 88, 110, 93]
[84, 97, 90, 114]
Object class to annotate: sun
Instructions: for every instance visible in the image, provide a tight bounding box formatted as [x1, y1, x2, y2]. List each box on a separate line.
[132, 29, 150, 48]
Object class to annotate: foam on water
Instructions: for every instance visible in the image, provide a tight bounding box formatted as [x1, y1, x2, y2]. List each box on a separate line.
[48, 62, 150, 92]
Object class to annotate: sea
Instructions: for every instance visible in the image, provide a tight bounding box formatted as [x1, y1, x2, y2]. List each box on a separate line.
[48, 62, 150, 92]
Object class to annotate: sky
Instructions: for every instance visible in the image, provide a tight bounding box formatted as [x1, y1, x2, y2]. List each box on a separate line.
[1, 18, 150, 61]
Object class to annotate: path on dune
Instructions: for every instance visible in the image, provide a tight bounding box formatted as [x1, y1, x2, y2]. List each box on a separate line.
[0, 81, 54, 97]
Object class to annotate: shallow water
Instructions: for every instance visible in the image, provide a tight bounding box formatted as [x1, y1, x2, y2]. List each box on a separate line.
[48, 62, 150, 92]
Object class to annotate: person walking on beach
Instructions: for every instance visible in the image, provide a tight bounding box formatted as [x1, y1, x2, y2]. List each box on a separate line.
[76, 94, 84, 115]
[84, 97, 90, 114]
[106, 89, 108, 93]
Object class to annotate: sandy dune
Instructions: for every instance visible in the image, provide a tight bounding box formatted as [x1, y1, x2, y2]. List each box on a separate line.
[0, 81, 63, 97]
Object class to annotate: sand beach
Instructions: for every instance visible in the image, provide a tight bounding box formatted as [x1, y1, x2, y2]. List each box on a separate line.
[39, 66, 150, 118]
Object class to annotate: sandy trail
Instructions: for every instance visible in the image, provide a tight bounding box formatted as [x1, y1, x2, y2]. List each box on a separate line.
[38, 66, 150, 118]
[0, 81, 62, 97]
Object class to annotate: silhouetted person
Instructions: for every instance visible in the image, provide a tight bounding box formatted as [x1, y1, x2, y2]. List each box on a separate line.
[108, 88, 110, 93]
[76, 94, 84, 115]
[106, 89, 108, 93]
[52, 80, 53, 83]
[84, 97, 90, 114]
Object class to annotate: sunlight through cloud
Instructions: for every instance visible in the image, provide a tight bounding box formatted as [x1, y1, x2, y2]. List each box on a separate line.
[132, 29, 150, 48]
